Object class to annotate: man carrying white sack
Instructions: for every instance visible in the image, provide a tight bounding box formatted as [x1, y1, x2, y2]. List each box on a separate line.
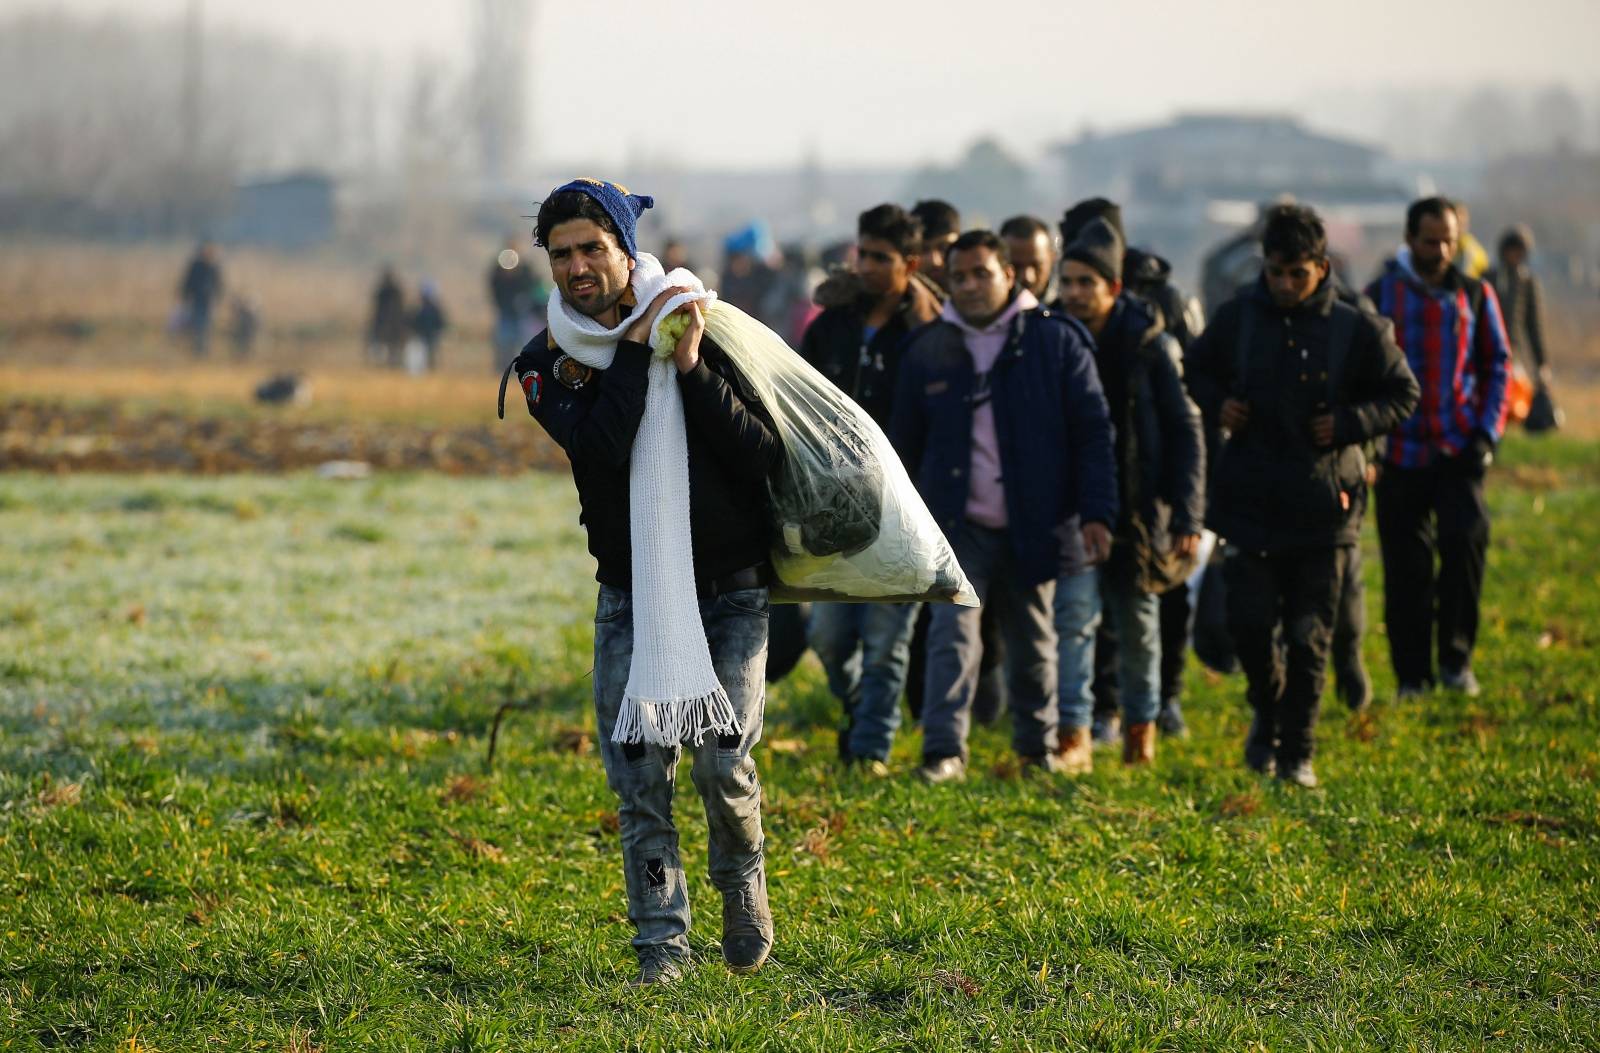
[506, 179, 781, 986]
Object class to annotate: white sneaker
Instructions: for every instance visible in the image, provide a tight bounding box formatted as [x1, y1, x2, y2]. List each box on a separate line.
[1441, 666, 1482, 698]
[916, 756, 967, 784]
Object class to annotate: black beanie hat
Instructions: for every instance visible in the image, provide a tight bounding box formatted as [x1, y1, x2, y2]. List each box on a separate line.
[1059, 197, 1125, 245]
[1062, 217, 1125, 285]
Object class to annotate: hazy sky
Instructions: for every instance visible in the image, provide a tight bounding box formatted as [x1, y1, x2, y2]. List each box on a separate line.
[20, 0, 1600, 169]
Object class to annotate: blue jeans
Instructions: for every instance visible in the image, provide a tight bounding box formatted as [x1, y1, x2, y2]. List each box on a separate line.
[1054, 568, 1102, 731]
[1057, 565, 1161, 729]
[807, 600, 921, 761]
[592, 585, 769, 960]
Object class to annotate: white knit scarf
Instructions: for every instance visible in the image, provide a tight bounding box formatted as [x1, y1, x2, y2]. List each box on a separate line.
[547, 253, 737, 748]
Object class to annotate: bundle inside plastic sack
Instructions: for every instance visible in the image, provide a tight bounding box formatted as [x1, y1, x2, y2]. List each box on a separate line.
[654, 301, 977, 606]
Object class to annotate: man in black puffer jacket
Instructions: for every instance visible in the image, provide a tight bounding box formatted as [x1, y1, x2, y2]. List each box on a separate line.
[1187, 204, 1417, 787]
[1051, 218, 1205, 771]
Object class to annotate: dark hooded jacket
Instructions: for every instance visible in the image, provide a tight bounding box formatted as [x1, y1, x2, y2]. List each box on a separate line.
[1124, 248, 1204, 353]
[1084, 295, 1206, 541]
[1186, 277, 1419, 552]
[181, 254, 222, 312]
[798, 277, 942, 427]
[1487, 262, 1548, 371]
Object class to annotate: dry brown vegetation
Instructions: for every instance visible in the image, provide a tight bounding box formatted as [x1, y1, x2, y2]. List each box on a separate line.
[0, 240, 515, 376]
[2, 242, 1597, 479]
[0, 242, 567, 471]
[0, 242, 501, 331]
[0, 362, 507, 426]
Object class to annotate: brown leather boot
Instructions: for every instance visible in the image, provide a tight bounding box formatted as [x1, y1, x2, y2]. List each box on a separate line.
[1122, 721, 1156, 766]
[1053, 726, 1093, 774]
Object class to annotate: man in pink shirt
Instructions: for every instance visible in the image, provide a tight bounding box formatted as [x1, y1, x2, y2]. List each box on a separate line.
[891, 231, 1118, 783]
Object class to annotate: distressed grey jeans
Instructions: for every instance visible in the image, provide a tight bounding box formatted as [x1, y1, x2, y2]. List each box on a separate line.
[591, 584, 769, 961]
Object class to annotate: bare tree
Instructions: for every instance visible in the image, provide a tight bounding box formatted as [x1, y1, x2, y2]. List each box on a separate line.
[395, 57, 472, 260]
[468, 0, 534, 185]
[0, 10, 368, 234]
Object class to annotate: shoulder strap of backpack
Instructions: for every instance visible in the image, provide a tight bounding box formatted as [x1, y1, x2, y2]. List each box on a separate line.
[1232, 302, 1256, 393]
[1461, 273, 1485, 318]
[1455, 273, 1487, 366]
[1326, 303, 1357, 405]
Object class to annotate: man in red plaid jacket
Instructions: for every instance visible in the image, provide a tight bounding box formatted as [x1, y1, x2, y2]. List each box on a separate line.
[1365, 196, 1511, 700]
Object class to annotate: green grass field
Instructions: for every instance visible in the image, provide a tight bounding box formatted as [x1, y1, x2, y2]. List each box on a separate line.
[3, 438, 1598, 1051]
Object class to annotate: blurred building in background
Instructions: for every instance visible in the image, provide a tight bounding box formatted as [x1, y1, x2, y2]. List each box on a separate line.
[216, 173, 336, 251]
[1051, 113, 1413, 287]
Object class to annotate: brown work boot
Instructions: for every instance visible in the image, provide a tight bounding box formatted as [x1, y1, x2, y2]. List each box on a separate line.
[721, 870, 774, 975]
[1122, 721, 1156, 766]
[1053, 726, 1093, 774]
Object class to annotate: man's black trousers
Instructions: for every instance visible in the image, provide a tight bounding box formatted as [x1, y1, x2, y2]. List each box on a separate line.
[1224, 545, 1351, 767]
[1374, 461, 1491, 687]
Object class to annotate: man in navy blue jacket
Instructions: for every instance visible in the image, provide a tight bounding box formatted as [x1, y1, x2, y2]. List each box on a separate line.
[891, 230, 1118, 783]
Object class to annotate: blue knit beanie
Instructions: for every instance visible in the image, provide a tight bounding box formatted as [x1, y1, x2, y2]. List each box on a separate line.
[545, 178, 654, 259]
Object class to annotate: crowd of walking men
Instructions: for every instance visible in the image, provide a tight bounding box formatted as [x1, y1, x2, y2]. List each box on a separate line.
[798, 193, 1514, 790]
[508, 181, 1517, 983]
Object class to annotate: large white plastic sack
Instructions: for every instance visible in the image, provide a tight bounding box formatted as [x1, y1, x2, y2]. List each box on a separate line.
[679, 301, 977, 606]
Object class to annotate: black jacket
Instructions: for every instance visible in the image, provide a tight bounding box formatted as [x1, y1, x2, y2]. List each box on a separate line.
[798, 280, 942, 427]
[489, 261, 538, 317]
[411, 299, 447, 341]
[181, 256, 222, 310]
[1088, 295, 1206, 540]
[512, 331, 782, 588]
[1487, 263, 1548, 371]
[1124, 248, 1204, 354]
[1187, 278, 1419, 552]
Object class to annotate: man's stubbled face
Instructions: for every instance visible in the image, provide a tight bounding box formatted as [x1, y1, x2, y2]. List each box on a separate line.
[547, 219, 634, 320]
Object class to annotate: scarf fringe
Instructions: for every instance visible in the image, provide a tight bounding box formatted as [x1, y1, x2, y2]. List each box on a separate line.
[612, 688, 742, 748]
[553, 254, 737, 749]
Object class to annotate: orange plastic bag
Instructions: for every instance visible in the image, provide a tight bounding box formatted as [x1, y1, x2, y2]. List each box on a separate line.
[1506, 363, 1533, 425]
